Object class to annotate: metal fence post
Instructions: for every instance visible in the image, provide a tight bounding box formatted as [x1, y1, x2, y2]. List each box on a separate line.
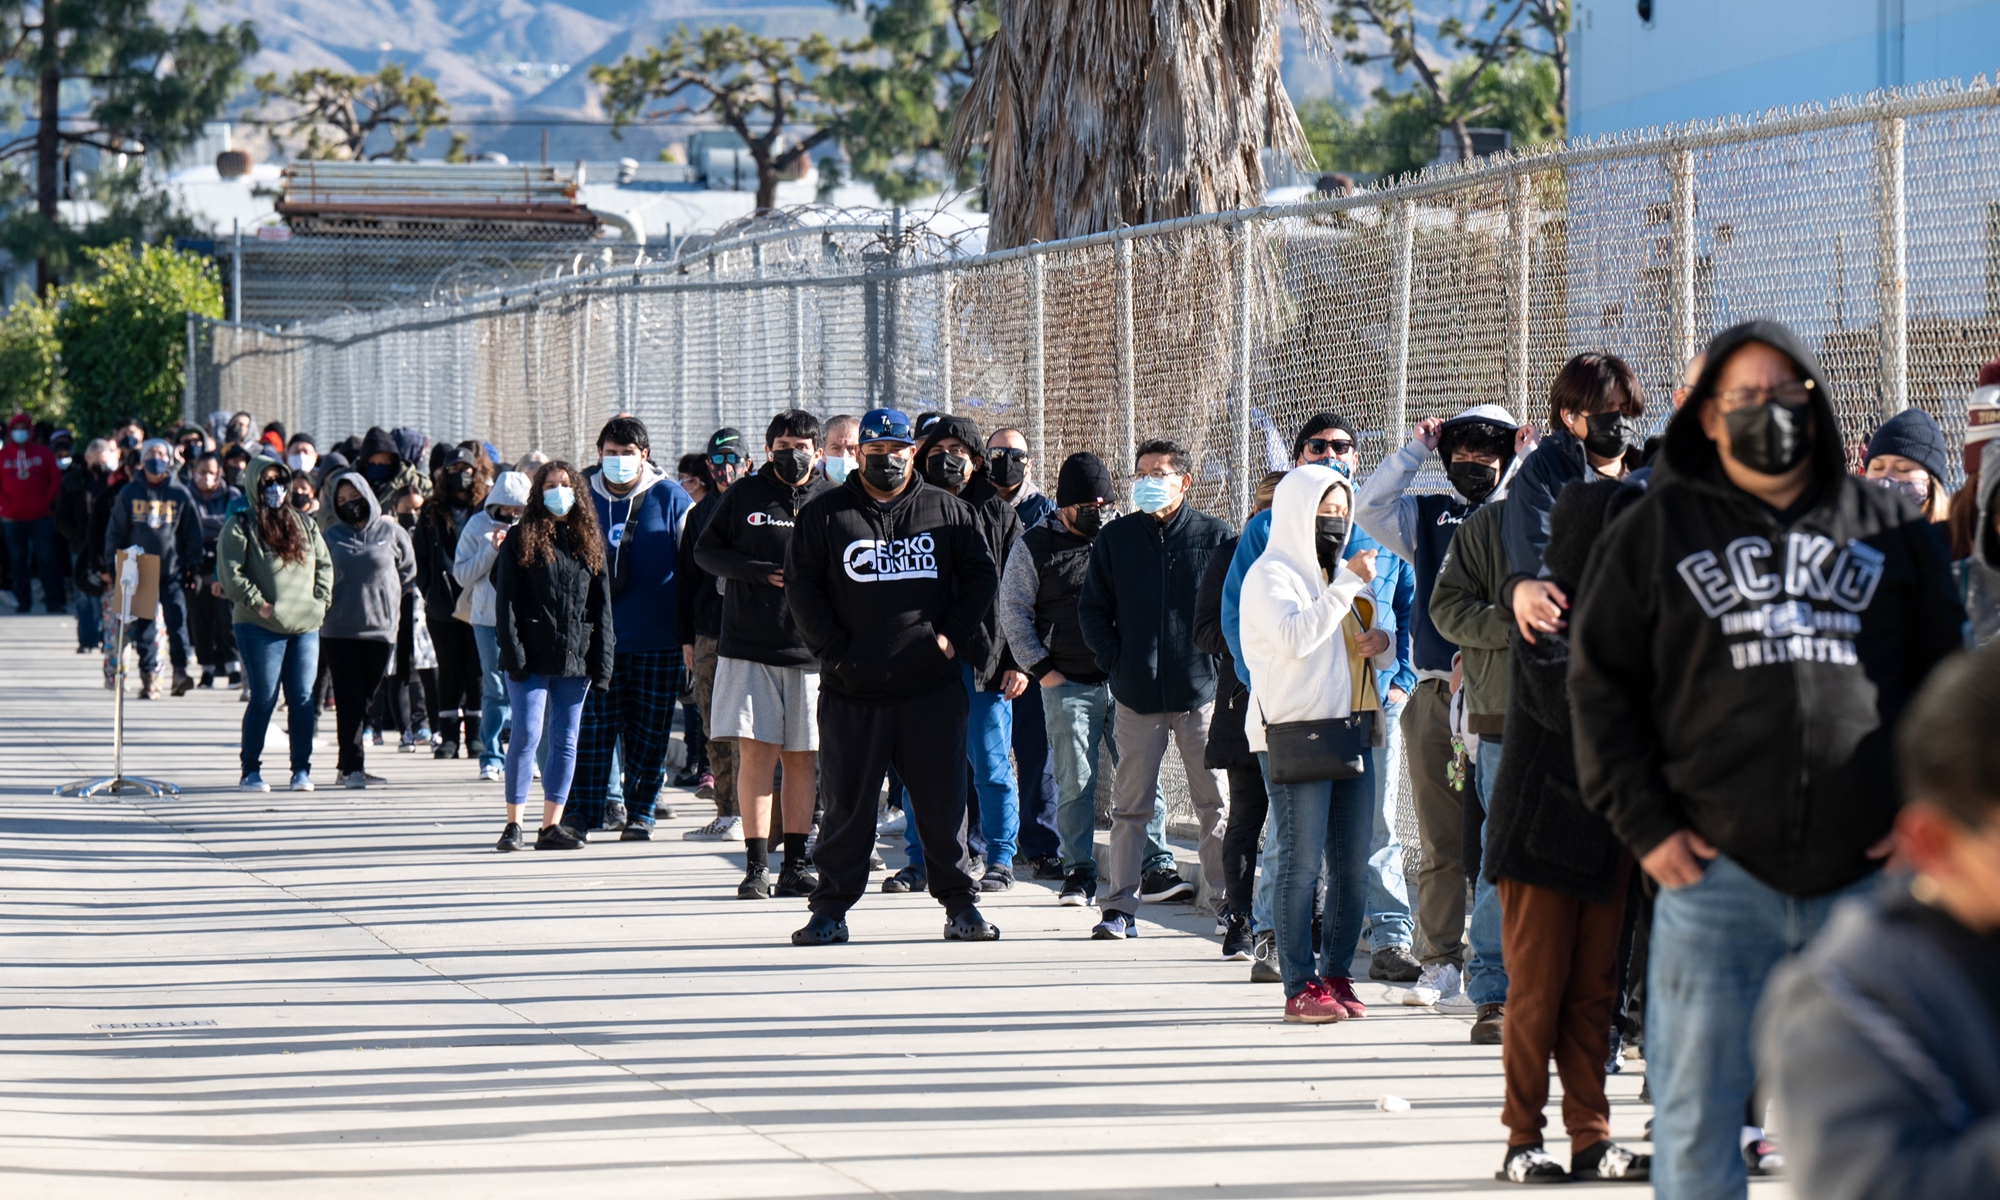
[790, 285, 804, 406]
[1389, 200, 1415, 442]
[938, 270, 954, 412]
[674, 290, 689, 452]
[1878, 114, 1909, 417]
[1507, 172, 1534, 418]
[709, 257, 722, 430]
[230, 220, 242, 324]
[1668, 147, 1699, 379]
[1234, 222, 1254, 524]
[183, 313, 197, 423]
[1029, 254, 1046, 462]
[1115, 233, 1135, 489]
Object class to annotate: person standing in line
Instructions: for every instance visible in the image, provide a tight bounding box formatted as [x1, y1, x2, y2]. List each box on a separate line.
[1354, 404, 1523, 1008]
[819, 414, 859, 486]
[417, 444, 491, 760]
[54, 437, 114, 652]
[697, 411, 831, 898]
[679, 431, 742, 839]
[1077, 438, 1232, 939]
[104, 439, 202, 699]
[219, 456, 332, 793]
[320, 471, 417, 789]
[1502, 351, 1646, 581]
[783, 408, 1001, 944]
[911, 415, 1026, 892]
[1571, 321, 1966, 1200]
[986, 425, 1062, 880]
[183, 452, 242, 688]
[1861, 406, 1955, 526]
[1240, 465, 1394, 1023]
[455, 471, 532, 782]
[671, 451, 713, 791]
[493, 461, 614, 852]
[2, 412, 63, 614]
[574, 416, 692, 841]
[999, 451, 1170, 908]
[1957, 438, 2000, 647]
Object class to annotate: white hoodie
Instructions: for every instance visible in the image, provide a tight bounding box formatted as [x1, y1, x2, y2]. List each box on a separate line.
[1241, 465, 1395, 754]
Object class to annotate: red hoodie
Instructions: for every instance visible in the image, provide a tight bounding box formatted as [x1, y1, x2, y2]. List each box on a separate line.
[0, 413, 57, 522]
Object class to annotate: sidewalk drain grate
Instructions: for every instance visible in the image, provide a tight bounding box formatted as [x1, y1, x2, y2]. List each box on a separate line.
[93, 1020, 219, 1030]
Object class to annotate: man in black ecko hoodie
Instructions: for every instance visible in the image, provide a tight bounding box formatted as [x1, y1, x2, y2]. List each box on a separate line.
[784, 408, 1000, 945]
[1569, 319, 1967, 1198]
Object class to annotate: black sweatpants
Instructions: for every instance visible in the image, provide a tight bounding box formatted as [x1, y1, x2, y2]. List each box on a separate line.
[429, 614, 482, 747]
[1221, 762, 1270, 917]
[811, 678, 978, 920]
[324, 636, 395, 775]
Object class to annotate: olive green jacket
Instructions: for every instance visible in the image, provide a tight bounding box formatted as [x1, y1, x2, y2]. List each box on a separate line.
[218, 506, 334, 635]
[1429, 498, 1513, 723]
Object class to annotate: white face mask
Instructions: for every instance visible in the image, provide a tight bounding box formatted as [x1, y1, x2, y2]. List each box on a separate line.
[287, 451, 313, 472]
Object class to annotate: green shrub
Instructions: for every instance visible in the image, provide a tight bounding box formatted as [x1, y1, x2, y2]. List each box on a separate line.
[55, 242, 222, 437]
[0, 295, 63, 424]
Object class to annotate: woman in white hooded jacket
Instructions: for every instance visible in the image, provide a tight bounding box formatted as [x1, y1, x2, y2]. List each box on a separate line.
[1242, 465, 1397, 1024]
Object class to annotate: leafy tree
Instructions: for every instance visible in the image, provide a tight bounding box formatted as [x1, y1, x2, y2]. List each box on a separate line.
[251, 63, 457, 162]
[0, 0, 257, 292]
[0, 293, 62, 423]
[0, 158, 205, 286]
[55, 241, 221, 437]
[594, 26, 840, 212]
[1328, 0, 1534, 163]
[1299, 56, 1560, 180]
[820, 0, 995, 205]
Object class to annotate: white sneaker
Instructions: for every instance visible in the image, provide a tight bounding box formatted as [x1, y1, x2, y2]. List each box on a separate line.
[1433, 986, 1479, 1015]
[1404, 961, 1459, 1007]
[289, 771, 314, 792]
[477, 765, 502, 782]
[683, 814, 742, 842]
[877, 808, 906, 835]
[239, 773, 269, 793]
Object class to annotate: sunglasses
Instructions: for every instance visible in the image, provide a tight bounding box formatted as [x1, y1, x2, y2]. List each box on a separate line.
[709, 452, 743, 466]
[861, 414, 914, 443]
[989, 448, 1029, 462]
[1304, 437, 1355, 456]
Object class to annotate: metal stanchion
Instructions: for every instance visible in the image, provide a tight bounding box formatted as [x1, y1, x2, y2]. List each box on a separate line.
[56, 550, 179, 798]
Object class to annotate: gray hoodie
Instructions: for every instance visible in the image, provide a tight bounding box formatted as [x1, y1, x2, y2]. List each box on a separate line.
[1956, 440, 2000, 646]
[321, 470, 417, 641]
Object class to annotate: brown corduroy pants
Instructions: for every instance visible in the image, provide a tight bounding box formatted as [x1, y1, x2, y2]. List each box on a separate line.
[1497, 857, 1632, 1154]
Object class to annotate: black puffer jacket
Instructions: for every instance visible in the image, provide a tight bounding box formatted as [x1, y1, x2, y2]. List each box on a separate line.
[1194, 535, 1254, 770]
[494, 523, 614, 686]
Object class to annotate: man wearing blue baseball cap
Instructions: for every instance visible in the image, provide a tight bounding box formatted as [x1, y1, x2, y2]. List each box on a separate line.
[783, 408, 1003, 944]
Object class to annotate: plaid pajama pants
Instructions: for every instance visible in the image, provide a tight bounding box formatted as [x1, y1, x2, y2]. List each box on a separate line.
[570, 650, 685, 830]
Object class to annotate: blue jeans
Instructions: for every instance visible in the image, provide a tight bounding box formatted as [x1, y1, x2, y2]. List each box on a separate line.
[1012, 685, 1060, 859]
[1464, 737, 1509, 1006]
[73, 588, 101, 649]
[964, 666, 1018, 867]
[1649, 855, 1875, 1200]
[4, 516, 63, 611]
[503, 673, 590, 811]
[1362, 697, 1413, 951]
[130, 587, 190, 678]
[1038, 679, 1169, 876]
[235, 624, 318, 777]
[1260, 750, 1374, 997]
[472, 624, 508, 772]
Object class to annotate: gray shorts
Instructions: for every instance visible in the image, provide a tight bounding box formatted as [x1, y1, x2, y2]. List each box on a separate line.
[711, 656, 820, 752]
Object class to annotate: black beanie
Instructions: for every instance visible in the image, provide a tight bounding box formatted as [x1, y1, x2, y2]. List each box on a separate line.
[1290, 412, 1354, 463]
[1865, 407, 1950, 483]
[1056, 452, 1116, 507]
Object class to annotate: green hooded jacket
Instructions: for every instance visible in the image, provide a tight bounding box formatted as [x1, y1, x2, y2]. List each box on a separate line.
[218, 456, 333, 634]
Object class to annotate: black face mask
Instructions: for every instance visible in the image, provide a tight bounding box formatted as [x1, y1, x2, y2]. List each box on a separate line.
[925, 452, 970, 490]
[289, 492, 313, 511]
[336, 499, 369, 525]
[180, 441, 203, 462]
[223, 465, 244, 489]
[396, 512, 417, 530]
[444, 471, 472, 497]
[1723, 400, 1813, 477]
[1070, 504, 1104, 538]
[1582, 412, 1637, 459]
[1315, 515, 1349, 568]
[771, 447, 814, 486]
[861, 453, 908, 492]
[491, 509, 518, 526]
[361, 460, 396, 484]
[1446, 460, 1500, 505]
[988, 453, 1025, 489]
[118, 434, 140, 450]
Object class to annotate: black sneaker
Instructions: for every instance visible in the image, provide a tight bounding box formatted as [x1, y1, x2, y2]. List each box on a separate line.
[738, 865, 772, 899]
[535, 824, 585, 850]
[1499, 1144, 1569, 1184]
[775, 858, 819, 897]
[495, 822, 524, 852]
[434, 740, 459, 760]
[791, 913, 848, 945]
[619, 824, 652, 841]
[1221, 912, 1253, 960]
[671, 765, 703, 788]
[944, 907, 1001, 941]
[979, 864, 1015, 892]
[1057, 867, 1097, 907]
[1139, 868, 1195, 903]
[1571, 1140, 1649, 1182]
[881, 864, 925, 894]
[1250, 930, 1281, 983]
[601, 802, 628, 832]
[1027, 854, 1065, 881]
[1369, 944, 1423, 983]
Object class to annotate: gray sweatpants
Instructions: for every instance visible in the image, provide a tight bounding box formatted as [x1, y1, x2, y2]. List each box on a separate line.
[1099, 701, 1229, 916]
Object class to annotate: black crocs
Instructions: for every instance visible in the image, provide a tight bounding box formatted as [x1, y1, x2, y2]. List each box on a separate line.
[791, 913, 849, 945]
[943, 907, 1001, 941]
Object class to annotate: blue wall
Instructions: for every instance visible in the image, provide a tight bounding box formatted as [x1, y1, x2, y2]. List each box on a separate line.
[1573, 0, 2000, 137]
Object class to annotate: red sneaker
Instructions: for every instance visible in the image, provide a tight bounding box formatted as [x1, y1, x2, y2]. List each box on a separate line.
[1284, 980, 1348, 1024]
[1323, 976, 1368, 1019]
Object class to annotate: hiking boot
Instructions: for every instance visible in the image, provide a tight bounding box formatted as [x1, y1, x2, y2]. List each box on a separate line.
[1058, 867, 1097, 907]
[1250, 931, 1281, 983]
[791, 913, 848, 945]
[684, 814, 742, 841]
[944, 907, 1000, 941]
[1139, 868, 1195, 903]
[1369, 944, 1422, 983]
[1090, 910, 1138, 940]
[1221, 912, 1253, 960]
[979, 864, 1015, 892]
[171, 672, 194, 697]
[881, 864, 925, 893]
[1471, 1002, 1506, 1044]
[137, 673, 156, 700]
[1571, 1140, 1649, 1182]
[495, 822, 524, 852]
[738, 864, 772, 900]
[775, 858, 819, 897]
[1323, 976, 1368, 1019]
[535, 824, 586, 850]
[1283, 980, 1346, 1024]
[1499, 1144, 1568, 1184]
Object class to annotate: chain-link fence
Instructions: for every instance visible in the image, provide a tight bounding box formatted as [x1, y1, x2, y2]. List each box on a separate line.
[189, 81, 2000, 873]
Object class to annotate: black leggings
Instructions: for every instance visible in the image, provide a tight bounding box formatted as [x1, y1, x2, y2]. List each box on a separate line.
[1221, 762, 1270, 918]
[324, 637, 394, 775]
[429, 614, 482, 745]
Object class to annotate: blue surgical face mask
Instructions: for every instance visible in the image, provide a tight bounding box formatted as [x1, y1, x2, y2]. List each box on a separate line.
[543, 486, 575, 517]
[823, 454, 855, 485]
[600, 454, 641, 485]
[1131, 475, 1175, 514]
[9, 427, 26, 444]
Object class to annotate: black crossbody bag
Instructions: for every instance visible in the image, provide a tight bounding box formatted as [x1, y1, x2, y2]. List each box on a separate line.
[1263, 712, 1371, 784]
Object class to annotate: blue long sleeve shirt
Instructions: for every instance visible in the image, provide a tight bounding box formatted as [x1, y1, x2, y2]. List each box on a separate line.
[1221, 507, 1414, 696]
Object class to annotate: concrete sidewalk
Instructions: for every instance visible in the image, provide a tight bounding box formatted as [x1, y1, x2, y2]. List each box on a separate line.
[0, 614, 1772, 1198]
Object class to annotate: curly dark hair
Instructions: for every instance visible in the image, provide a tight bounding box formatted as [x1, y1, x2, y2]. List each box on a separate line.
[513, 460, 604, 575]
